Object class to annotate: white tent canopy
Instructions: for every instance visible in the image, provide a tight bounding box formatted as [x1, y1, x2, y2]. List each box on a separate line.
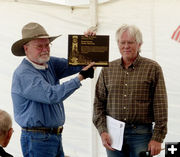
[39, 0, 110, 6]
[0, 0, 180, 156]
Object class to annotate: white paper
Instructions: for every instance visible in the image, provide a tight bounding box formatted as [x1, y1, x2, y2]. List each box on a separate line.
[106, 115, 125, 151]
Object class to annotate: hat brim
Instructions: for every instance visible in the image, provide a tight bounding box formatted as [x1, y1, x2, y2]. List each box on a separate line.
[11, 35, 61, 56]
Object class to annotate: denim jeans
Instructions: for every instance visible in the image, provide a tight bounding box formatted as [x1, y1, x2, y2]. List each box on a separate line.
[21, 130, 64, 157]
[106, 123, 152, 157]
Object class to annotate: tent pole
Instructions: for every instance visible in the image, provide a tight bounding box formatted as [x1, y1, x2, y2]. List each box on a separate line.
[151, 0, 156, 60]
[90, 1, 99, 157]
[89, 0, 98, 29]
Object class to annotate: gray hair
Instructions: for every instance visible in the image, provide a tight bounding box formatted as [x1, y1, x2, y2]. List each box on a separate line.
[115, 24, 143, 52]
[0, 109, 12, 136]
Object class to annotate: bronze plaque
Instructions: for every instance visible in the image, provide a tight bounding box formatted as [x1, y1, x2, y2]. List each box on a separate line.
[68, 35, 109, 66]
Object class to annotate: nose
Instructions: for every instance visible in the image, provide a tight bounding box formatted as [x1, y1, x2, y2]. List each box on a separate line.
[38, 43, 51, 51]
[124, 42, 130, 48]
[42, 46, 49, 51]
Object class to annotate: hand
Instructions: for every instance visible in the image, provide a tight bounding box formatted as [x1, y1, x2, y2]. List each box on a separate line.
[84, 26, 97, 37]
[101, 132, 114, 151]
[148, 140, 161, 156]
[78, 62, 95, 81]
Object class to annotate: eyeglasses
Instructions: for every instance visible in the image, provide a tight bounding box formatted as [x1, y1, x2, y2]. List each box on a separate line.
[119, 41, 136, 46]
[33, 43, 52, 51]
[26, 43, 52, 51]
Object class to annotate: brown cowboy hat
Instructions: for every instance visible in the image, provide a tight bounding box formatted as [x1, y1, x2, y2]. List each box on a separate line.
[11, 22, 61, 56]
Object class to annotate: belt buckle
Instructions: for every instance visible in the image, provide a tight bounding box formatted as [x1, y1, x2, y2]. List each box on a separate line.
[57, 126, 63, 135]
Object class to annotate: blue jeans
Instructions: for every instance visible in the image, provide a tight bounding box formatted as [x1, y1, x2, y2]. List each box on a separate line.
[106, 124, 152, 157]
[21, 130, 64, 157]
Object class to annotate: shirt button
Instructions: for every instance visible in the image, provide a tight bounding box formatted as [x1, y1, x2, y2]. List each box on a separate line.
[124, 118, 126, 121]
[125, 84, 127, 86]
[124, 95, 127, 97]
[126, 72, 129, 75]
[124, 106, 126, 109]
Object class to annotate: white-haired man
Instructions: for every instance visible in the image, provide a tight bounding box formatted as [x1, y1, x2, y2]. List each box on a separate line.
[93, 24, 167, 157]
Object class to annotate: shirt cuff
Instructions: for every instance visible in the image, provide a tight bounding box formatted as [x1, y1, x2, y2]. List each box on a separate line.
[97, 125, 108, 135]
[73, 77, 82, 87]
[151, 132, 166, 143]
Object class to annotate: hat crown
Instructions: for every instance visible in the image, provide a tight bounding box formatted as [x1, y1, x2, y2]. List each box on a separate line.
[22, 22, 49, 39]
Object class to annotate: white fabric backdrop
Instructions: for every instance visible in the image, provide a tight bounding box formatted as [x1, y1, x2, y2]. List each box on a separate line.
[0, 0, 180, 156]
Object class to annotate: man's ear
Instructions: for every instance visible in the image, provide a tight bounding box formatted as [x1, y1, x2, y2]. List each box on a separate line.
[23, 45, 28, 54]
[2, 128, 13, 147]
[8, 128, 13, 139]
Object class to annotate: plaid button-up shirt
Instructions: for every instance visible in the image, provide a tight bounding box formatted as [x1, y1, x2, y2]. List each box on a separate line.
[93, 55, 168, 142]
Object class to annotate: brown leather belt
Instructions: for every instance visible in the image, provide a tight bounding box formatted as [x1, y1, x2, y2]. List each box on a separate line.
[22, 126, 63, 135]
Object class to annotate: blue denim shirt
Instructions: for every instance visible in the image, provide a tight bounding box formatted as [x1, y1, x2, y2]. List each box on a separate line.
[11, 57, 82, 128]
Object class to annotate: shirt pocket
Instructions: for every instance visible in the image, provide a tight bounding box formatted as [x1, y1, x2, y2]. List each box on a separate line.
[132, 80, 152, 102]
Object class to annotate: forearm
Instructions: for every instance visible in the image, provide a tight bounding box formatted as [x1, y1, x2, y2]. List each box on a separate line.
[93, 100, 108, 135]
[12, 75, 81, 104]
[93, 113, 107, 135]
[93, 68, 108, 134]
[151, 66, 168, 142]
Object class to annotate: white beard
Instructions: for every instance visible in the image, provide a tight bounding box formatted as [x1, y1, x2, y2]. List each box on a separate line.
[38, 56, 50, 64]
[38, 51, 50, 64]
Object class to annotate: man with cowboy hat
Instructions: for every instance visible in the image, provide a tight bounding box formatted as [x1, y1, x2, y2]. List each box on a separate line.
[11, 22, 94, 157]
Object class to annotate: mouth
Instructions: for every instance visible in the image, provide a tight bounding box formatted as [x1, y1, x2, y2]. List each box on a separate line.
[40, 53, 49, 57]
[124, 51, 131, 54]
